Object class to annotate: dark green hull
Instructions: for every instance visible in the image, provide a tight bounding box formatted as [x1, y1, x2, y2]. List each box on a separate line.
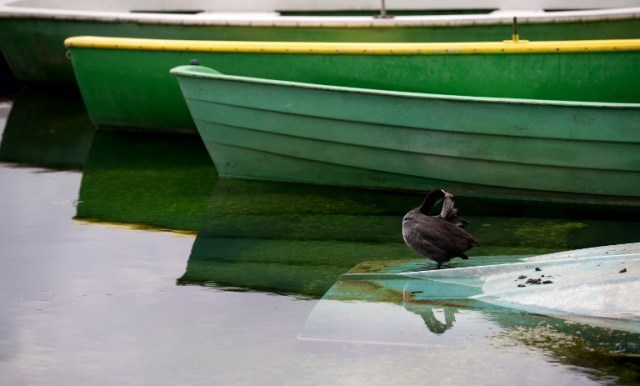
[4, 7, 640, 82]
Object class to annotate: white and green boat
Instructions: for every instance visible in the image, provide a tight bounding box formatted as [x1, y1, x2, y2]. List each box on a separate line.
[3, 0, 640, 82]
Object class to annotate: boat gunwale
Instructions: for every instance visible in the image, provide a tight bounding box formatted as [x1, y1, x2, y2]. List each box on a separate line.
[5, 7, 640, 26]
[404, 251, 640, 279]
[170, 65, 640, 109]
[65, 35, 640, 55]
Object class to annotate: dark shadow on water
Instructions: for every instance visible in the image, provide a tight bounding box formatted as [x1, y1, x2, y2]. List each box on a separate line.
[0, 54, 22, 97]
[0, 84, 95, 170]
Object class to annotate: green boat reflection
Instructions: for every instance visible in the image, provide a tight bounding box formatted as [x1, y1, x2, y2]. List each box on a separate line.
[0, 85, 94, 170]
[179, 178, 640, 298]
[69, 128, 640, 300]
[75, 130, 217, 231]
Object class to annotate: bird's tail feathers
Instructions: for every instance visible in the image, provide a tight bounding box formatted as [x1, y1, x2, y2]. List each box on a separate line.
[439, 196, 470, 228]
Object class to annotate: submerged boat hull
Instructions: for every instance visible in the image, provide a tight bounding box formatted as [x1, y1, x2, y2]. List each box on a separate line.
[300, 243, 640, 348]
[66, 36, 640, 133]
[172, 65, 640, 198]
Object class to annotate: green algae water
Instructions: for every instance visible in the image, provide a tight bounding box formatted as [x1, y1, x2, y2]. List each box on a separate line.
[75, 129, 217, 232]
[1, 88, 639, 385]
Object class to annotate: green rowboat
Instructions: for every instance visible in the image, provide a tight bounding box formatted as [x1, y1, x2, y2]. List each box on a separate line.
[171, 65, 640, 198]
[66, 36, 640, 133]
[5, 1, 640, 82]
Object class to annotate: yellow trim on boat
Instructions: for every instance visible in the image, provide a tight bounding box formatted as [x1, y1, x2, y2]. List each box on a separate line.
[65, 36, 640, 55]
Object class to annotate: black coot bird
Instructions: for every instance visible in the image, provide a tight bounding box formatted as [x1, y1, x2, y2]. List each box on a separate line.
[402, 189, 478, 269]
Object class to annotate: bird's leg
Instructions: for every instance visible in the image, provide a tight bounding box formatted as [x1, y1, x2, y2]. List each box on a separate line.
[436, 261, 443, 269]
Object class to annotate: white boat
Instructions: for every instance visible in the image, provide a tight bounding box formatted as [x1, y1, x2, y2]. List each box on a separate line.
[301, 242, 640, 346]
[404, 243, 640, 331]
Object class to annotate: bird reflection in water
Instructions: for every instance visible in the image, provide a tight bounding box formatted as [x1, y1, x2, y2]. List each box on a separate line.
[403, 289, 460, 334]
[414, 306, 459, 334]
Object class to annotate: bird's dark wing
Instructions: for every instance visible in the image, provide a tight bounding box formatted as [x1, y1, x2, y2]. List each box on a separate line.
[447, 215, 469, 228]
[444, 222, 479, 253]
[409, 215, 478, 256]
[403, 215, 449, 259]
[403, 227, 450, 261]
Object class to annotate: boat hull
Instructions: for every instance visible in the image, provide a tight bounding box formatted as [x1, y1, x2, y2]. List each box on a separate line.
[4, 4, 640, 83]
[173, 65, 640, 198]
[66, 37, 640, 133]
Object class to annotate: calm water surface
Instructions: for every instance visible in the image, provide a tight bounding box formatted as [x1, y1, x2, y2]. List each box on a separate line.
[0, 89, 639, 385]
